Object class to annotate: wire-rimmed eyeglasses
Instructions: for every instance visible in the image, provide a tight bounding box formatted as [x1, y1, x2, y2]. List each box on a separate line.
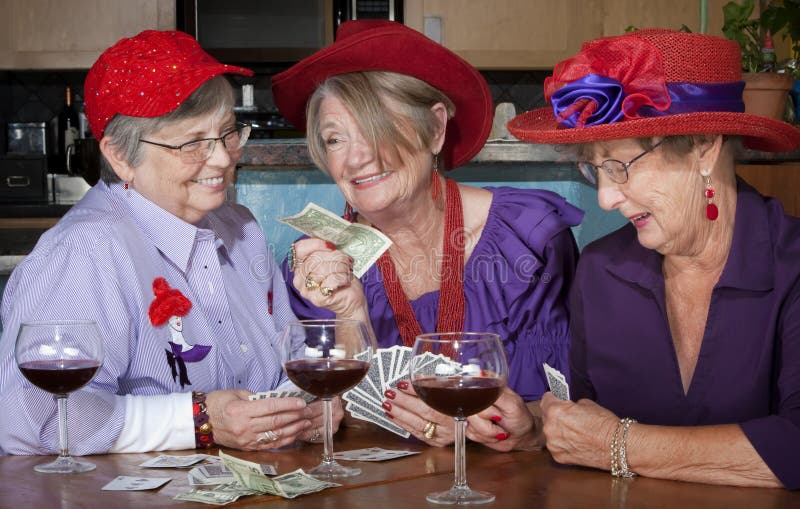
[577, 140, 664, 185]
[139, 123, 251, 163]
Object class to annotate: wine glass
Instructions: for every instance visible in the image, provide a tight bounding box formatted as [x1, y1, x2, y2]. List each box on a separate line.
[410, 332, 508, 505]
[279, 319, 375, 479]
[15, 320, 105, 473]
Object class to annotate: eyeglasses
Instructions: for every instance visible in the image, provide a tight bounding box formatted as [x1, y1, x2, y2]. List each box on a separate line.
[139, 123, 251, 163]
[577, 140, 664, 186]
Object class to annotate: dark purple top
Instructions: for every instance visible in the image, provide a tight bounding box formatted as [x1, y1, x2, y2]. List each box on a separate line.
[286, 187, 584, 401]
[570, 179, 800, 489]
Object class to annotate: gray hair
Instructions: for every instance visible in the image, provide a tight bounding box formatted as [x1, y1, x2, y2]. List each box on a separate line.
[99, 76, 235, 182]
[305, 71, 455, 173]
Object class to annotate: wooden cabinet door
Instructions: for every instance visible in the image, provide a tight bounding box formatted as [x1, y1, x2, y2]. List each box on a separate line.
[602, 0, 730, 38]
[0, 0, 174, 69]
[404, 0, 604, 69]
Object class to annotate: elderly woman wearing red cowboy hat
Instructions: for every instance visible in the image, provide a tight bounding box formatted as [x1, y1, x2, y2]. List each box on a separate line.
[272, 19, 584, 451]
[508, 29, 800, 488]
[0, 31, 337, 456]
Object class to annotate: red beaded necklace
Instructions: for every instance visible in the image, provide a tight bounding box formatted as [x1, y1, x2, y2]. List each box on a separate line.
[376, 177, 465, 348]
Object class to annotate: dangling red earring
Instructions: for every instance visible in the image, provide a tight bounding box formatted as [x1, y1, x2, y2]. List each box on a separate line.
[431, 153, 442, 200]
[343, 202, 355, 222]
[704, 175, 718, 221]
[124, 182, 129, 190]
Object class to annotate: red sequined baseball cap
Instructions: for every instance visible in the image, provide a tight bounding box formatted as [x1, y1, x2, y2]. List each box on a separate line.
[271, 20, 493, 170]
[84, 30, 253, 139]
[508, 29, 800, 152]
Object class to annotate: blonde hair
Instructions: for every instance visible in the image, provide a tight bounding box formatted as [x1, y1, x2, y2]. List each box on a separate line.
[305, 71, 455, 173]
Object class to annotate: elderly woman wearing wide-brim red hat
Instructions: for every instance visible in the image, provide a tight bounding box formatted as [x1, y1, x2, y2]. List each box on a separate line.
[509, 28, 800, 488]
[0, 30, 336, 456]
[273, 19, 584, 451]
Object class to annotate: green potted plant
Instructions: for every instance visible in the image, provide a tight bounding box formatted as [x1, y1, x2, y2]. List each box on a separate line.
[723, 0, 795, 120]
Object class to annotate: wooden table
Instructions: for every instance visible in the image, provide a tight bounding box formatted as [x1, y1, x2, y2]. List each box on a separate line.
[0, 427, 796, 508]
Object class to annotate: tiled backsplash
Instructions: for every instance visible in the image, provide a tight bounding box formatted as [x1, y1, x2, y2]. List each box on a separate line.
[1, 69, 548, 133]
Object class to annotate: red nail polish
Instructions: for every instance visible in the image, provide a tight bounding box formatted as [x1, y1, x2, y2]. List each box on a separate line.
[325, 241, 336, 250]
[396, 381, 409, 390]
[495, 433, 508, 441]
[490, 415, 502, 423]
[384, 389, 396, 399]
[381, 401, 392, 411]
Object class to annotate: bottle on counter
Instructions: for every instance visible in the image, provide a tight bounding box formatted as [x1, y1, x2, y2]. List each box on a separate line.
[56, 86, 80, 174]
[760, 30, 777, 72]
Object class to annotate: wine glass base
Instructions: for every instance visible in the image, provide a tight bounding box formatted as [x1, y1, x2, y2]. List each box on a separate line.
[307, 460, 361, 479]
[426, 487, 495, 505]
[34, 455, 96, 474]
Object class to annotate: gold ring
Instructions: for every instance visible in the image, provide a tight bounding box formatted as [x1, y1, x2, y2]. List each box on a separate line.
[288, 244, 298, 272]
[305, 274, 320, 289]
[319, 286, 334, 297]
[309, 428, 322, 442]
[257, 430, 281, 443]
[423, 421, 437, 440]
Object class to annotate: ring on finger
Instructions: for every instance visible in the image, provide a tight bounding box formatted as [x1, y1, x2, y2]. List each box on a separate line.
[423, 421, 437, 440]
[257, 429, 281, 443]
[309, 428, 322, 442]
[319, 286, 335, 297]
[305, 274, 320, 289]
[288, 244, 299, 272]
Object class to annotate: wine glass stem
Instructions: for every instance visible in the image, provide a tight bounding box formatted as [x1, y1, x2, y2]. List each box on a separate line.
[453, 417, 468, 490]
[56, 394, 70, 458]
[321, 398, 334, 464]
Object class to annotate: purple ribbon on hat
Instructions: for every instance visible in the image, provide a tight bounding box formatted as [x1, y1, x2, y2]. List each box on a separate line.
[551, 74, 746, 128]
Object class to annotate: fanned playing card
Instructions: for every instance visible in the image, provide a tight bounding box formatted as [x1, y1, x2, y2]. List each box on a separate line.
[543, 362, 570, 401]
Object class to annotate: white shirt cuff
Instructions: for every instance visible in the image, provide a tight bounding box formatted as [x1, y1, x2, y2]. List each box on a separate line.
[109, 392, 195, 453]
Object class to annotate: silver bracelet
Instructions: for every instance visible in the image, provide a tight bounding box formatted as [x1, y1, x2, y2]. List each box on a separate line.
[610, 417, 637, 478]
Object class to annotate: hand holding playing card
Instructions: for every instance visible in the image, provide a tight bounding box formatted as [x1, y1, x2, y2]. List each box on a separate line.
[543, 363, 570, 401]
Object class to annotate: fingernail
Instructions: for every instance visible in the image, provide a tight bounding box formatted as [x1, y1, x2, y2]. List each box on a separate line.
[490, 415, 502, 423]
[384, 389, 396, 399]
[325, 241, 336, 250]
[396, 381, 409, 390]
[381, 401, 392, 411]
[348, 256, 354, 263]
[297, 399, 307, 408]
[495, 433, 508, 441]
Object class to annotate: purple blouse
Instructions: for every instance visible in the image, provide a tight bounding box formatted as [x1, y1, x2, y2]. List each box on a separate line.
[286, 187, 584, 401]
[570, 179, 800, 489]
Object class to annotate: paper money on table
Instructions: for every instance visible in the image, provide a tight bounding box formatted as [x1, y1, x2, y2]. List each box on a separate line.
[173, 488, 242, 506]
[219, 450, 340, 499]
[279, 202, 392, 278]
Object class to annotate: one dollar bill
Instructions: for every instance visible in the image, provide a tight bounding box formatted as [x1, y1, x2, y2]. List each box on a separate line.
[279, 202, 391, 278]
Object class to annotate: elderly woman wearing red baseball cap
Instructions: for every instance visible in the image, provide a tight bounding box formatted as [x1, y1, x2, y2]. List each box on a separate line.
[508, 29, 800, 488]
[0, 30, 336, 456]
[272, 19, 584, 452]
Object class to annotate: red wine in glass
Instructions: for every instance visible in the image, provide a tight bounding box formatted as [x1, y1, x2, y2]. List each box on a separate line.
[410, 332, 508, 505]
[15, 320, 105, 474]
[285, 358, 370, 398]
[280, 319, 375, 479]
[18, 359, 100, 395]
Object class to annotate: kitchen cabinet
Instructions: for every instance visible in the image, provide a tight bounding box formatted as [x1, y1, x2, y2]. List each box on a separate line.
[737, 164, 800, 218]
[404, 0, 731, 70]
[0, 0, 175, 69]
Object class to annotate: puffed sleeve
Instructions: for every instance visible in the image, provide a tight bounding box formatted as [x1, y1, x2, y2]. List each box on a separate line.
[739, 279, 800, 490]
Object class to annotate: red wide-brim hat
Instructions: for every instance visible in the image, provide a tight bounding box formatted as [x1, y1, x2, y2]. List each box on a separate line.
[508, 29, 800, 153]
[271, 20, 493, 170]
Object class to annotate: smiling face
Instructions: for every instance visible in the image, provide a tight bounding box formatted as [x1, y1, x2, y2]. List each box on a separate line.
[318, 94, 442, 216]
[119, 110, 240, 224]
[590, 137, 709, 256]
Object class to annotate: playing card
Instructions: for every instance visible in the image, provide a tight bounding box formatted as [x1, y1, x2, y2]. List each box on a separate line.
[392, 346, 412, 382]
[102, 476, 171, 491]
[248, 389, 315, 403]
[377, 348, 396, 394]
[139, 454, 209, 468]
[543, 362, 570, 401]
[333, 447, 420, 461]
[346, 400, 410, 437]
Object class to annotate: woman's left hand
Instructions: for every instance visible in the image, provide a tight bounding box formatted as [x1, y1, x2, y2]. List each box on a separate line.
[540, 392, 619, 470]
[383, 382, 454, 447]
[466, 387, 541, 452]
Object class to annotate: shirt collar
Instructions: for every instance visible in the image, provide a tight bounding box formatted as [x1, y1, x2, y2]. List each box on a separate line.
[605, 177, 773, 292]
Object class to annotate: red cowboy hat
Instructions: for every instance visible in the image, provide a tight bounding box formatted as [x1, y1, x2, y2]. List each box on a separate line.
[271, 19, 493, 170]
[85, 30, 253, 140]
[507, 29, 800, 152]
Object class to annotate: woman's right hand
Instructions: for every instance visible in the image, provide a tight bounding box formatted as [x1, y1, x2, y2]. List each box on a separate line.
[291, 238, 366, 318]
[205, 389, 314, 450]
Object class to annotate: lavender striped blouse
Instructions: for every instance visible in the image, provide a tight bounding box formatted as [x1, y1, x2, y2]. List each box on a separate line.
[0, 181, 293, 455]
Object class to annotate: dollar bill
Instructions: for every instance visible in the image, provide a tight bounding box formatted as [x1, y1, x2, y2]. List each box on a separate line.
[219, 450, 340, 499]
[173, 488, 240, 506]
[279, 202, 392, 278]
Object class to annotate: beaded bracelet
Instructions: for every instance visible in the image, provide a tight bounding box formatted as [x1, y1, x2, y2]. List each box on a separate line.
[192, 391, 214, 449]
[610, 417, 637, 478]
